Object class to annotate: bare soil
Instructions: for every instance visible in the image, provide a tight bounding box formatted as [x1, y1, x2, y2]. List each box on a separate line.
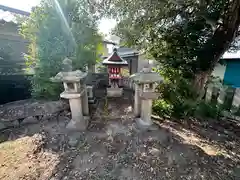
[0, 92, 239, 180]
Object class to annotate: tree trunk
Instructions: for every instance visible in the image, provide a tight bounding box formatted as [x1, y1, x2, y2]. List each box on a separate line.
[193, 70, 211, 97]
[88, 64, 95, 73]
[195, 0, 240, 95]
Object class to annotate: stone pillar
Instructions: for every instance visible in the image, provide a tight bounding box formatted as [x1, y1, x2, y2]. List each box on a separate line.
[217, 88, 226, 105]
[87, 86, 94, 98]
[134, 84, 141, 117]
[61, 93, 88, 130]
[87, 85, 96, 104]
[205, 85, 213, 102]
[140, 99, 153, 126]
[82, 84, 89, 116]
[231, 88, 240, 112]
[69, 98, 83, 122]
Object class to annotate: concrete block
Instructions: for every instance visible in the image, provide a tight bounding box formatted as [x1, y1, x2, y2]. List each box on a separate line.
[107, 88, 123, 97]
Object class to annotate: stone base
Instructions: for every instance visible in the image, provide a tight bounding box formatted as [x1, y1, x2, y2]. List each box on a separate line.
[88, 97, 96, 104]
[60, 92, 81, 99]
[66, 116, 89, 131]
[135, 118, 158, 131]
[136, 118, 153, 127]
[107, 88, 123, 97]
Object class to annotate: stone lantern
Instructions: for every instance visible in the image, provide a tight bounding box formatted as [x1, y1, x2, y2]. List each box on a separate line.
[51, 58, 89, 131]
[130, 66, 163, 128]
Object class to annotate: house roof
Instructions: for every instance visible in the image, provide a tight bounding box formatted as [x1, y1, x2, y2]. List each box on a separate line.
[103, 40, 116, 45]
[117, 47, 139, 56]
[222, 51, 240, 59]
[0, 5, 30, 16]
[103, 46, 139, 59]
[0, 5, 30, 25]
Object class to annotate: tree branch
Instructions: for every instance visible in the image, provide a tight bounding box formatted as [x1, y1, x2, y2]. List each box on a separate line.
[198, 0, 240, 71]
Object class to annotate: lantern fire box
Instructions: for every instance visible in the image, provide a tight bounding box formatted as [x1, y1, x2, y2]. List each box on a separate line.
[103, 48, 128, 97]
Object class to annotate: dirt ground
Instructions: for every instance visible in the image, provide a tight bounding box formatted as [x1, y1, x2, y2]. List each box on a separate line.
[0, 91, 240, 180]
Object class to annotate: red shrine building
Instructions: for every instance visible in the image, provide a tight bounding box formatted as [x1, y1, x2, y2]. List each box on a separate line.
[102, 48, 128, 95]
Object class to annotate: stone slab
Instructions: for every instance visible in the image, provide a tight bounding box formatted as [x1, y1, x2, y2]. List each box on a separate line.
[60, 92, 82, 99]
[107, 88, 123, 97]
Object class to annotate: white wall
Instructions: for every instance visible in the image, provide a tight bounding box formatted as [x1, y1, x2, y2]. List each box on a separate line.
[212, 63, 226, 80]
[138, 54, 157, 72]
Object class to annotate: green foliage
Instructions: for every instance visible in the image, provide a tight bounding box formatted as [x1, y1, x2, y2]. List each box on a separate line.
[20, 0, 103, 99]
[151, 67, 198, 118]
[194, 101, 222, 119]
[152, 70, 229, 119]
[153, 99, 173, 117]
[96, 65, 107, 73]
[153, 89, 224, 119]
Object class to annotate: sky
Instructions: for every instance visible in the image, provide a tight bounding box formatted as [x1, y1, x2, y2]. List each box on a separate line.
[0, 0, 116, 35]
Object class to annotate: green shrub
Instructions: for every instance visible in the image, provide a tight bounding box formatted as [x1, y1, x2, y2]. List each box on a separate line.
[152, 68, 226, 120]
[153, 99, 173, 117]
[194, 101, 221, 119]
[152, 67, 200, 118]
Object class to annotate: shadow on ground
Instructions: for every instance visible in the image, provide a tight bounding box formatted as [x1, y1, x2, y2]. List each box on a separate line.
[0, 90, 240, 180]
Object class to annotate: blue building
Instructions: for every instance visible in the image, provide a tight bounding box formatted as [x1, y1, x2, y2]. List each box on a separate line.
[213, 51, 240, 87]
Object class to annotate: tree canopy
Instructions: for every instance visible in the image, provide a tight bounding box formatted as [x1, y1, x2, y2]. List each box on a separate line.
[96, 0, 240, 90]
[21, 0, 103, 99]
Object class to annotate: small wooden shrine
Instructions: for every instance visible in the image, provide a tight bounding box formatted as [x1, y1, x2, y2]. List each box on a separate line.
[102, 48, 128, 97]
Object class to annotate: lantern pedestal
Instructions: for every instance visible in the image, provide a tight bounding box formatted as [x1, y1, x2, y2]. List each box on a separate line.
[134, 84, 141, 117]
[107, 87, 123, 97]
[61, 92, 89, 131]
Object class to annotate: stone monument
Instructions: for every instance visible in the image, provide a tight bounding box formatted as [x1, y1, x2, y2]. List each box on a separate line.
[102, 48, 128, 97]
[51, 58, 89, 130]
[87, 85, 96, 104]
[131, 66, 163, 128]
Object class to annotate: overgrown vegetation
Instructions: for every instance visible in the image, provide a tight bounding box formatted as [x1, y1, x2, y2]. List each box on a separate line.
[20, 0, 103, 99]
[152, 73, 235, 119]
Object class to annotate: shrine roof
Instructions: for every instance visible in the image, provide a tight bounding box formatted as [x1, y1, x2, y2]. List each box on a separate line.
[102, 48, 128, 66]
[130, 67, 164, 84]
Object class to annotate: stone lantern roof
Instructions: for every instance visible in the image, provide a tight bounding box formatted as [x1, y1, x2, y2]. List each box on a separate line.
[130, 67, 164, 84]
[51, 70, 87, 83]
[102, 48, 128, 66]
[51, 58, 87, 83]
